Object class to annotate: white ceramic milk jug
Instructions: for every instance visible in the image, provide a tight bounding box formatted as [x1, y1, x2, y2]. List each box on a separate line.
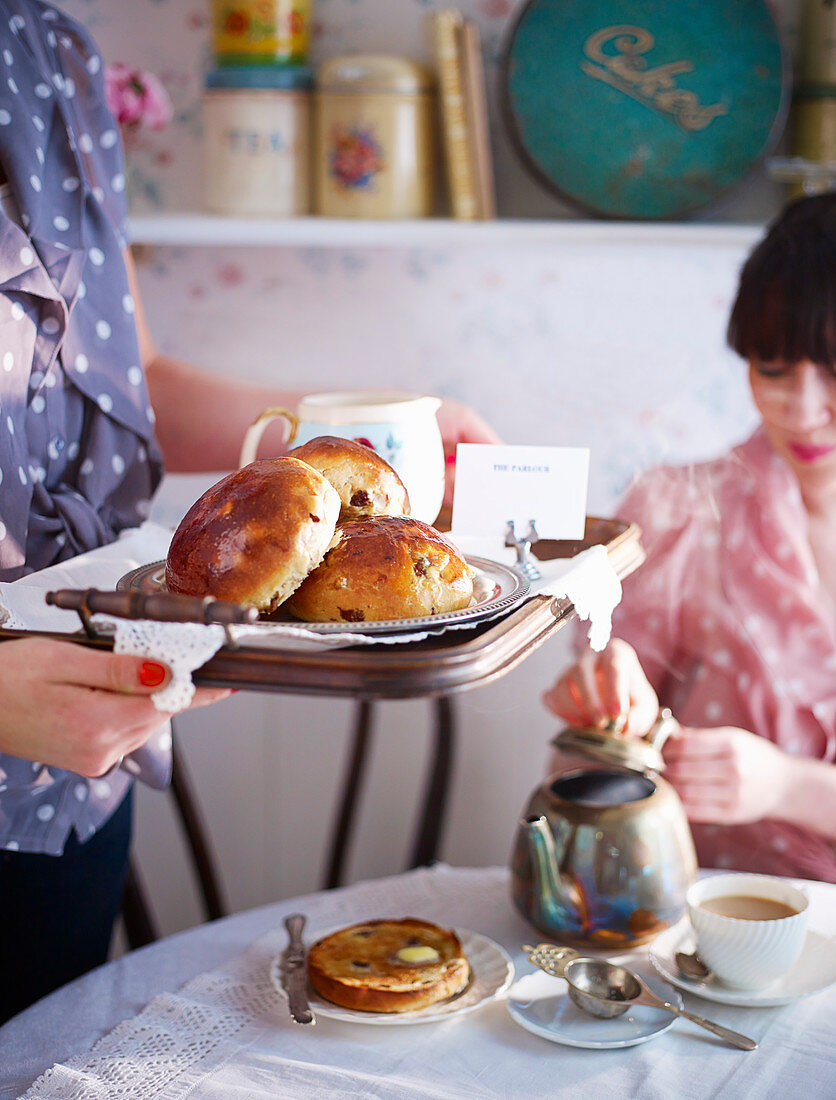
[239, 390, 446, 524]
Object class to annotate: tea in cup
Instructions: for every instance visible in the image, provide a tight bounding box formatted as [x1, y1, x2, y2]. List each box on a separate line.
[239, 391, 445, 524]
[686, 873, 809, 990]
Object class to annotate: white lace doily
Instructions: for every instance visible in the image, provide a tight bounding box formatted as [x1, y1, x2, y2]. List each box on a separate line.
[549, 544, 621, 652]
[111, 619, 229, 711]
[20, 866, 510, 1100]
[107, 616, 435, 711]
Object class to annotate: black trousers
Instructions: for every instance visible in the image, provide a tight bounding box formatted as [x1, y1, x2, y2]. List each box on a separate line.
[0, 787, 133, 1025]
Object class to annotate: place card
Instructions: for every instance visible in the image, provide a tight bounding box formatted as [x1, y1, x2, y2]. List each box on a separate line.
[450, 444, 589, 539]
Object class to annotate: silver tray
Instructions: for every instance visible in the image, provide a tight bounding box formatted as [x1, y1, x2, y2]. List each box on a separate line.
[116, 555, 530, 636]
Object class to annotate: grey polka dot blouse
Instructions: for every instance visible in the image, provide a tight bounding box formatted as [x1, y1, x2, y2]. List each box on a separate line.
[0, 1, 166, 854]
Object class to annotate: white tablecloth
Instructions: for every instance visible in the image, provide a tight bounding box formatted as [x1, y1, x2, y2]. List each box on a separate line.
[1, 865, 834, 1100]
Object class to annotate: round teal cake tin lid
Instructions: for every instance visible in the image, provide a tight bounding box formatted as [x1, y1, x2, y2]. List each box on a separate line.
[500, 0, 790, 220]
[205, 65, 314, 91]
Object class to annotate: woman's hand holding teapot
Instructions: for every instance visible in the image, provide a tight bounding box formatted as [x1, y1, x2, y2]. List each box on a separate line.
[542, 638, 660, 737]
[663, 725, 790, 825]
[544, 641, 800, 830]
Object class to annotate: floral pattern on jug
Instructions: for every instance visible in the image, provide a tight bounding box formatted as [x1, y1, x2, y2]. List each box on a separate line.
[238, 393, 445, 524]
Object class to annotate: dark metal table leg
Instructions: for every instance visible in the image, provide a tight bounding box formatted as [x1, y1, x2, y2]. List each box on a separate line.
[408, 695, 456, 869]
[121, 720, 228, 944]
[322, 699, 374, 890]
[121, 857, 160, 950]
[170, 729, 228, 921]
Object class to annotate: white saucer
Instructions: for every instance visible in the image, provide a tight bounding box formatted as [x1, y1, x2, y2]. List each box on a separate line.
[649, 922, 836, 1007]
[270, 928, 514, 1026]
[506, 964, 681, 1049]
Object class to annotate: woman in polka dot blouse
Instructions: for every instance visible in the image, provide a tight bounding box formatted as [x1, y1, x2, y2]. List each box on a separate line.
[0, 2, 500, 1024]
[544, 194, 836, 883]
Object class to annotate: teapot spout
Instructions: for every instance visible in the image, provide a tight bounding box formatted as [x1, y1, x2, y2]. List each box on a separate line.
[521, 814, 582, 933]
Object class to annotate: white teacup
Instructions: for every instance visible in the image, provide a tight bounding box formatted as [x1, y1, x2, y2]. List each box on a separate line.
[687, 873, 809, 990]
[239, 391, 445, 524]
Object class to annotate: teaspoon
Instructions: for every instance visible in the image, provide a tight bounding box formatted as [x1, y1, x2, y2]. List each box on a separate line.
[675, 950, 713, 982]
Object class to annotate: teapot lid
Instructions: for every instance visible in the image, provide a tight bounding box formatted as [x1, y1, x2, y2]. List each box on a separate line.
[550, 708, 678, 774]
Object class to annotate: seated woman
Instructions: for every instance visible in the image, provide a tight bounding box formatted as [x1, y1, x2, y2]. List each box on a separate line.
[543, 192, 836, 883]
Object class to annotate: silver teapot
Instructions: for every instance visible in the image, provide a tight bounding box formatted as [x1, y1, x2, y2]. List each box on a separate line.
[510, 711, 697, 948]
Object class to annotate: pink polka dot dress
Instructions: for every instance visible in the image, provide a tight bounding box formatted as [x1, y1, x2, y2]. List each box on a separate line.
[611, 428, 836, 881]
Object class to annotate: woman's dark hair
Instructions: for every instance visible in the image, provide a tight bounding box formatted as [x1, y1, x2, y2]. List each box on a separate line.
[727, 191, 836, 369]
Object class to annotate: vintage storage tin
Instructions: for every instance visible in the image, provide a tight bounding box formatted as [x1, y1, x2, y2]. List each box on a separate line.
[501, 0, 789, 220]
[203, 66, 312, 217]
[212, 0, 312, 67]
[314, 55, 436, 219]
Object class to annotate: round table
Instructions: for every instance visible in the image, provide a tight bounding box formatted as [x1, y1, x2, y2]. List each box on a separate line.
[1, 865, 834, 1099]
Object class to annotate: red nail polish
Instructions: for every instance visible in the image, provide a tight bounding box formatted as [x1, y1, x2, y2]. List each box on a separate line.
[139, 661, 166, 688]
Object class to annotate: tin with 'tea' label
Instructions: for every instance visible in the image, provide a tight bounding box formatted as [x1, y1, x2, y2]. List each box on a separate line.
[203, 65, 312, 216]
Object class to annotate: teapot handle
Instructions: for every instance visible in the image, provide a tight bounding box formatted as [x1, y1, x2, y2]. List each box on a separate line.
[643, 707, 680, 752]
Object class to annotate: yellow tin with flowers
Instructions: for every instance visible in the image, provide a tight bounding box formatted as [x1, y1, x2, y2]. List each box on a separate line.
[212, 0, 311, 67]
[314, 55, 436, 219]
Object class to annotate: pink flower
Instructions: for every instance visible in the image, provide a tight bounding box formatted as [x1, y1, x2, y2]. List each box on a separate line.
[104, 62, 173, 133]
[140, 72, 174, 129]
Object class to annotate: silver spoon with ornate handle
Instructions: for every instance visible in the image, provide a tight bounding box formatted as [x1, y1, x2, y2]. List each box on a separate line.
[525, 944, 757, 1051]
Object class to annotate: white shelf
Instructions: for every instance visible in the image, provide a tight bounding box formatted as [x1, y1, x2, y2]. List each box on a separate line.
[127, 212, 763, 250]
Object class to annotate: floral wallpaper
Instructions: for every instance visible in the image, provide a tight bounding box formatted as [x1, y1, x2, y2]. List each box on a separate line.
[53, 0, 795, 511]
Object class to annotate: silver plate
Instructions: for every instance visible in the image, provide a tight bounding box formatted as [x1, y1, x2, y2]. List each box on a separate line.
[116, 555, 530, 636]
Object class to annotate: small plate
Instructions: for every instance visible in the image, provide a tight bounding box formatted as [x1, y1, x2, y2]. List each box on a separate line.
[506, 964, 681, 1049]
[269, 928, 514, 1026]
[649, 922, 836, 1008]
[117, 556, 529, 636]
